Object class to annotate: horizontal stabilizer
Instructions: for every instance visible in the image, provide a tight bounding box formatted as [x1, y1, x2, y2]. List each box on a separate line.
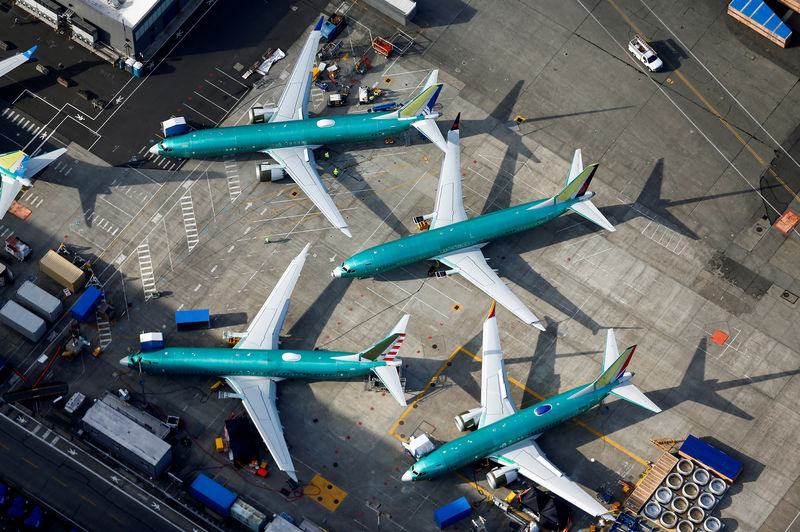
[569, 200, 615, 232]
[411, 118, 446, 151]
[611, 381, 661, 413]
[372, 365, 407, 406]
[24, 148, 67, 179]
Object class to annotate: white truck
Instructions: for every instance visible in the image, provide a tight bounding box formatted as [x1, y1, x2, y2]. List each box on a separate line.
[628, 35, 663, 72]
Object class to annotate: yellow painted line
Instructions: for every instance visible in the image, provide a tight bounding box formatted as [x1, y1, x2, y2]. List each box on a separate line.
[396, 346, 647, 464]
[80, 494, 96, 506]
[0, 441, 8, 450]
[109, 512, 126, 525]
[22, 457, 38, 468]
[389, 345, 462, 442]
[51, 476, 67, 487]
[606, 0, 800, 204]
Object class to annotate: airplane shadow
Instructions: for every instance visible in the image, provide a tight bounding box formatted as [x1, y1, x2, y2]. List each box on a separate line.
[283, 278, 353, 348]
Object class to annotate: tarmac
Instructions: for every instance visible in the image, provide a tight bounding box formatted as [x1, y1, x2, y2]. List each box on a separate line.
[0, 0, 799, 530]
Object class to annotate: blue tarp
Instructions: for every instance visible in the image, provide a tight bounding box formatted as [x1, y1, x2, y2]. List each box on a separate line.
[729, 0, 792, 40]
[434, 496, 472, 529]
[71, 286, 102, 323]
[680, 434, 743, 482]
[175, 309, 210, 329]
[190, 474, 237, 517]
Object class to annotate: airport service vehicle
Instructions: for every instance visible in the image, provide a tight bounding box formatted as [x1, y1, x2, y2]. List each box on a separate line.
[628, 35, 663, 71]
[122, 244, 409, 482]
[150, 17, 445, 237]
[332, 116, 615, 329]
[5, 236, 31, 261]
[402, 303, 661, 518]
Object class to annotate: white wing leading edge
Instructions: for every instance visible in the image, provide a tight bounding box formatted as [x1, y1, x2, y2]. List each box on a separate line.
[0, 46, 36, 78]
[430, 117, 544, 330]
[270, 18, 323, 123]
[225, 376, 297, 481]
[234, 243, 310, 351]
[478, 302, 516, 428]
[436, 247, 545, 330]
[266, 147, 351, 237]
[490, 439, 609, 517]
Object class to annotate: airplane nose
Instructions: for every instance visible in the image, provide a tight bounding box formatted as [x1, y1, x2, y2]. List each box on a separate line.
[401, 470, 412, 482]
[149, 144, 159, 155]
[119, 356, 130, 366]
[331, 267, 342, 278]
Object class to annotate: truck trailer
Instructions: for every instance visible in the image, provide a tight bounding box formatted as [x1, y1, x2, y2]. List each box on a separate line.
[15, 281, 63, 322]
[0, 300, 46, 341]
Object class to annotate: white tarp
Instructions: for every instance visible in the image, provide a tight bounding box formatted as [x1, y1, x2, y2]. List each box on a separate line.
[256, 49, 286, 75]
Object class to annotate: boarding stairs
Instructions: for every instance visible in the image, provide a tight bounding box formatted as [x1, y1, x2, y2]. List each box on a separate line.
[87, 275, 113, 349]
[624, 452, 678, 513]
[137, 241, 158, 300]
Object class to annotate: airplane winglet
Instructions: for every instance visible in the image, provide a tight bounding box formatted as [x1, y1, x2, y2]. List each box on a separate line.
[451, 113, 460, 131]
[23, 46, 37, 59]
[487, 300, 496, 319]
[314, 16, 324, 31]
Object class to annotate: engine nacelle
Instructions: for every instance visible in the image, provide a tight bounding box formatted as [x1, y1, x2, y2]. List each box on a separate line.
[256, 163, 285, 182]
[248, 106, 277, 124]
[486, 466, 518, 490]
[454, 407, 482, 432]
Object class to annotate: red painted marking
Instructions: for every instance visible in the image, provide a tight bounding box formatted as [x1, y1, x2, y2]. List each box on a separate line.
[360, 294, 364, 297]
[198, 85, 203, 89]
[381, 393, 386, 397]
[395, 467, 399, 471]
[473, 160, 477, 163]
[177, 108, 182, 112]
[334, 450, 338, 454]
[326, 335, 330, 339]
[187, 96, 192, 100]
[349, 307, 353, 311]
[209, 72, 214, 76]
[337, 322, 341, 326]
[439, 322, 443, 326]
[428, 336, 432, 340]
[567, 257, 571, 261]
[462, 173, 466, 176]
[358, 421, 362, 425]
[370, 407, 374, 411]
[711, 330, 728, 345]
[416, 350, 420, 353]
[346, 435, 350, 439]
[64, 235, 68, 239]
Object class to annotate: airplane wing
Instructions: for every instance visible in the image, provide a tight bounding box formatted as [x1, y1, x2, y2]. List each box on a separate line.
[0, 176, 24, 220]
[234, 243, 310, 351]
[435, 247, 545, 330]
[266, 147, 351, 236]
[23, 148, 67, 179]
[490, 439, 609, 517]
[224, 376, 297, 481]
[430, 116, 466, 230]
[0, 46, 36, 78]
[478, 303, 517, 428]
[270, 18, 323, 123]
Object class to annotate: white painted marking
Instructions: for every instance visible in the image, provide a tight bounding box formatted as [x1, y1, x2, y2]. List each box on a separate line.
[227, 245, 235, 253]
[193, 284, 202, 292]
[210, 265, 217, 273]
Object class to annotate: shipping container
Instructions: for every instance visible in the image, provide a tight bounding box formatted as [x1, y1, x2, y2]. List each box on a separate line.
[175, 309, 210, 330]
[0, 301, 46, 341]
[15, 281, 63, 322]
[231, 498, 268, 531]
[40, 250, 85, 293]
[190, 474, 237, 517]
[82, 399, 172, 477]
[140, 332, 164, 351]
[71, 286, 102, 323]
[434, 496, 471, 529]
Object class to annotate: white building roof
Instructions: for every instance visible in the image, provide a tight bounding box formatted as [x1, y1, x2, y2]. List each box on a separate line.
[79, 0, 159, 27]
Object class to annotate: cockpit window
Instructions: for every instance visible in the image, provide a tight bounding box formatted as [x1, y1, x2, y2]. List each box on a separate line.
[340, 263, 350, 273]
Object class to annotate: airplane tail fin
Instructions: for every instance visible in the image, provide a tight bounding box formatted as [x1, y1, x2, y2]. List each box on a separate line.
[593, 329, 661, 413]
[357, 314, 409, 362]
[555, 149, 615, 232]
[399, 70, 443, 118]
[358, 314, 409, 406]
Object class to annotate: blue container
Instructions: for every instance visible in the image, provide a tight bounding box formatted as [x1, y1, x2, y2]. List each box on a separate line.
[140, 332, 164, 351]
[71, 286, 102, 323]
[679, 435, 743, 482]
[175, 309, 210, 330]
[190, 474, 237, 517]
[7, 496, 25, 518]
[434, 496, 471, 529]
[24, 507, 43, 529]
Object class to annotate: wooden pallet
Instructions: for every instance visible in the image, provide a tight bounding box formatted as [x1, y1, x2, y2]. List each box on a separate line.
[624, 452, 679, 513]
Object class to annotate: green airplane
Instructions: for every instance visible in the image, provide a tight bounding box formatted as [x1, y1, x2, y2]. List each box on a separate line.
[121, 244, 409, 482]
[401, 302, 661, 518]
[150, 16, 446, 237]
[332, 115, 616, 328]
